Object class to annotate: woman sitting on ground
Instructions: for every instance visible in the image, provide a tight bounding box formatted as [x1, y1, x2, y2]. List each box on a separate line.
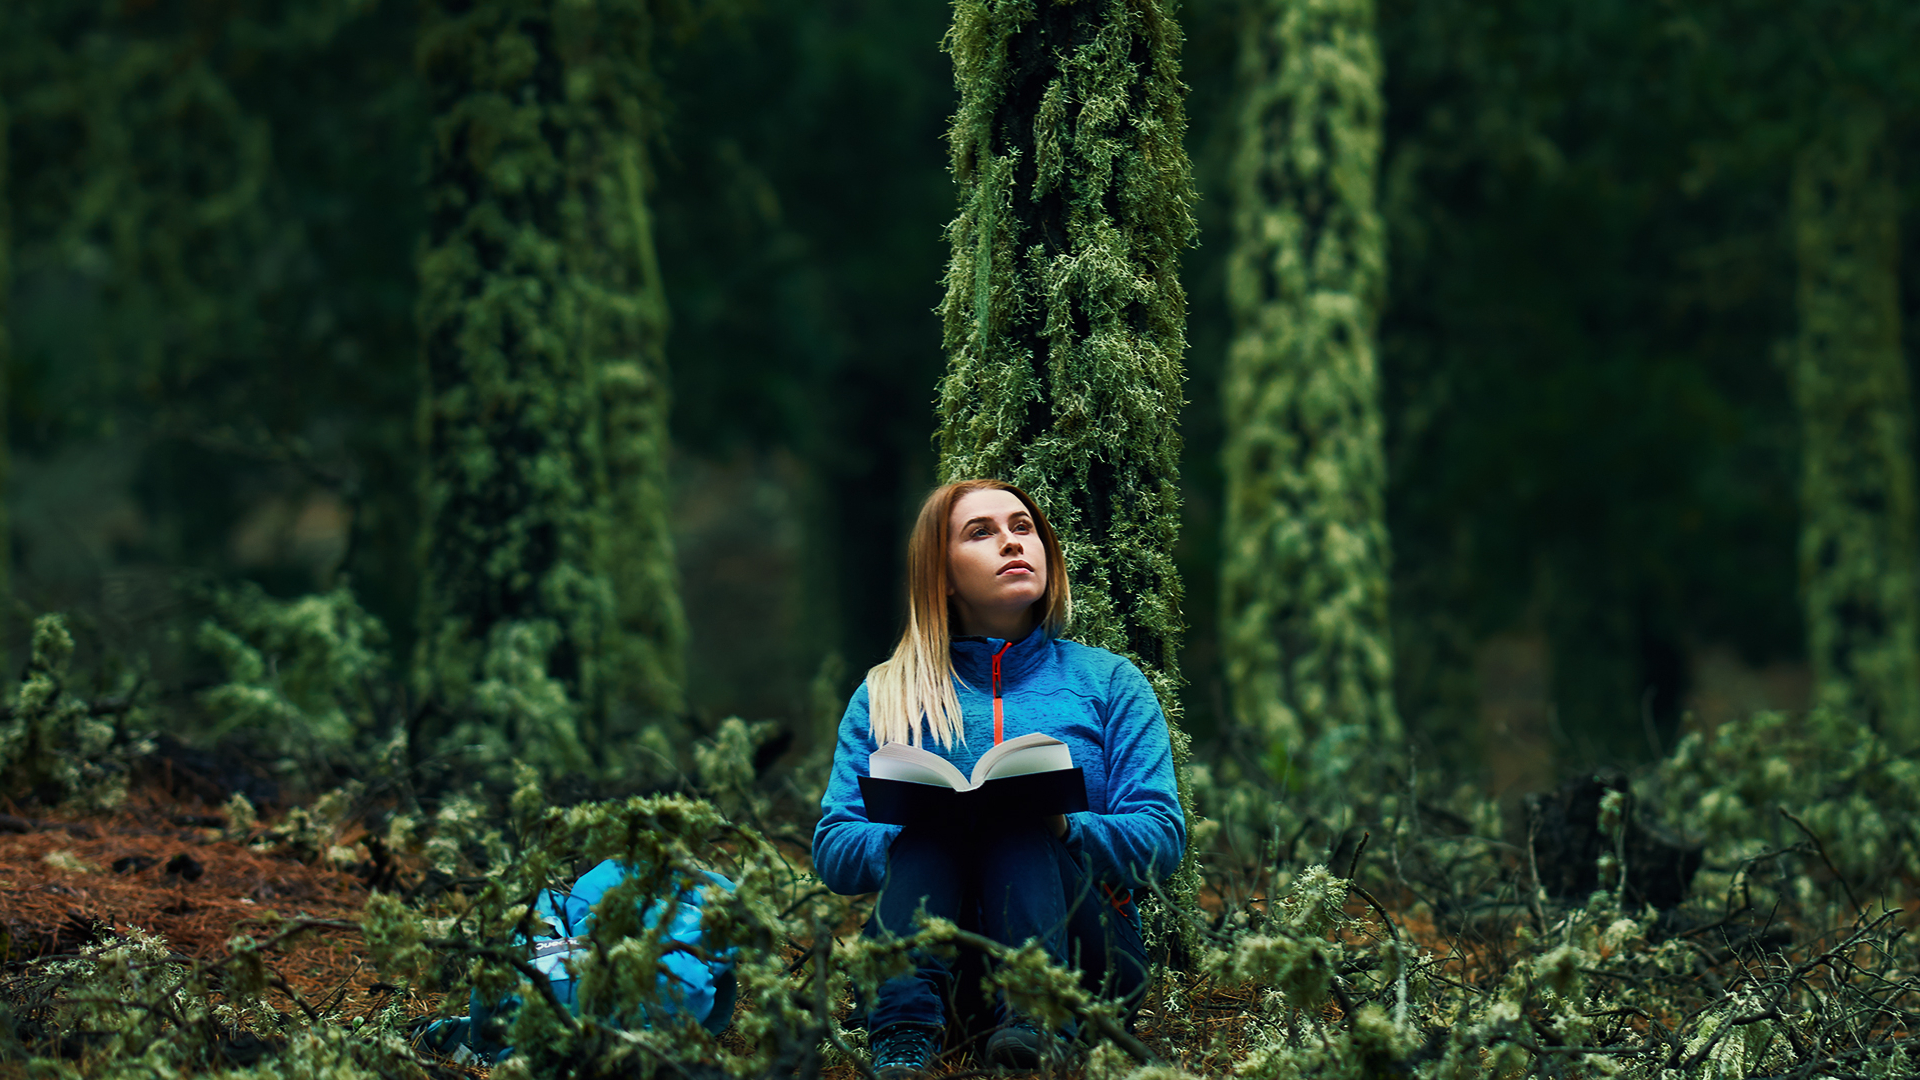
[812, 479, 1185, 1076]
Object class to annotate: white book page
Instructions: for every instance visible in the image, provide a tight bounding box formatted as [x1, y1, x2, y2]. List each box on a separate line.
[970, 732, 1074, 786]
[869, 743, 971, 790]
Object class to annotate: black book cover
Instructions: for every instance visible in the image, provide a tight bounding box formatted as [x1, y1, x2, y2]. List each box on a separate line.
[859, 768, 1089, 828]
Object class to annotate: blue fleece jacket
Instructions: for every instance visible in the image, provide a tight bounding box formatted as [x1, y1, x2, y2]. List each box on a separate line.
[812, 627, 1186, 895]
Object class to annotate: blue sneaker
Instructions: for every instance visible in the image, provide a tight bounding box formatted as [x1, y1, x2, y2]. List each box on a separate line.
[871, 1022, 943, 1079]
[985, 1017, 1060, 1069]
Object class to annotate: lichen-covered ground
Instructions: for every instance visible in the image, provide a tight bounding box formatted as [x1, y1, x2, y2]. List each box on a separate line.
[0, 788, 1407, 1078]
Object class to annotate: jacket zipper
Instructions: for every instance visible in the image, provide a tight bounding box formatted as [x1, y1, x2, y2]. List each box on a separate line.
[991, 640, 1013, 744]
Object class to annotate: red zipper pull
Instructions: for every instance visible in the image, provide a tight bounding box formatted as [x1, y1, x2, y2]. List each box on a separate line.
[991, 640, 1013, 744]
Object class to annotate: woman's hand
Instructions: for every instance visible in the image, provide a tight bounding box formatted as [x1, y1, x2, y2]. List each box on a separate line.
[1047, 814, 1068, 839]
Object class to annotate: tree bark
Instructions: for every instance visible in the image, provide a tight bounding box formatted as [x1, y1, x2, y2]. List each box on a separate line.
[939, 0, 1193, 707]
[0, 91, 11, 672]
[1790, 102, 1919, 747]
[938, 0, 1199, 944]
[414, 0, 684, 773]
[1220, 0, 1399, 786]
[564, 4, 688, 743]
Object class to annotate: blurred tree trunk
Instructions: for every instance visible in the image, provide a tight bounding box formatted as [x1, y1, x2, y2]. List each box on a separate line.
[1789, 101, 1920, 748]
[414, 0, 685, 774]
[937, 0, 1198, 930]
[1, 91, 10, 666]
[1220, 0, 1398, 786]
[570, 8, 689, 747]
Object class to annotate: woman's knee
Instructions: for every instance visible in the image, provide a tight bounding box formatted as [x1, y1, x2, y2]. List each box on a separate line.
[872, 828, 972, 937]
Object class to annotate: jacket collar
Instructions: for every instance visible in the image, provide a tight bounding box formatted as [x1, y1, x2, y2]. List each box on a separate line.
[950, 621, 1050, 688]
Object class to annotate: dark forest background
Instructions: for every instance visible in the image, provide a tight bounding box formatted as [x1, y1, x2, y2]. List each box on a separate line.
[4, 0, 1912, 794]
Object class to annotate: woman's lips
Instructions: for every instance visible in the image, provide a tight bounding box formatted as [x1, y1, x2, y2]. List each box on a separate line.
[999, 561, 1033, 575]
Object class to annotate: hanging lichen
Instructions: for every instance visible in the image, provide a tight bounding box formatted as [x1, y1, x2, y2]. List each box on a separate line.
[1789, 101, 1919, 749]
[939, 0, 1193, 708]
[937, 0, 1199, 934]
[1219, 0, 1399, 786]
[413, 0, 685, 775]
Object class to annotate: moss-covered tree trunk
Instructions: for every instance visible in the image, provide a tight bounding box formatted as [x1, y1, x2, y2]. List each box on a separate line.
[1219, 0, 1398, 785]
[414, 0, 684, 773]
[1, 92, 10, 664]
[937, 0, 1198, 931]
[568, 9, 688, 743]
[1789, 102, 1920, 748]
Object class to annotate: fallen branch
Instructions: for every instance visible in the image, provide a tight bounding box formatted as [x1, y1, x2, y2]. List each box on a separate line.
[1778, 808, 1862, 912]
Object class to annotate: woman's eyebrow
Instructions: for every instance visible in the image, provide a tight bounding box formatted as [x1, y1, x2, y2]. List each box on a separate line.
[960, 512, 1030, 531]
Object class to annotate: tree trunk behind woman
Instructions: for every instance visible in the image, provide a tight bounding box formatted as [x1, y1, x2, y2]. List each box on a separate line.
[936, 0, 1200, 944]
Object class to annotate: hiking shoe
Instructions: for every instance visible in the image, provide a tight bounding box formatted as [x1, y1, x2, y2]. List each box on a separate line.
[870, 1022, 943, 1080]
[985, 1018, 1057, 1070]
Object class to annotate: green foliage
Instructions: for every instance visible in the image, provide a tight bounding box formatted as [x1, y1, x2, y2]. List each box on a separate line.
[1372, 0, 1808, 767]
[413, 0, 687, 777]
[8, 5, 295, 396]
[3, 923, 434, 1080]
[937, 0, 1201, 944]
[1787, 103, 1918, 747]
[1180, 761, 1920, 1080]
[0, 614, 139, 810]
[366, 777, 853, 1080]
[11, 709, 1920, 1079]
[692, 715, 776, 824]
[1219, 0, 1398, 787]
[1657, 708, 1920, 904]
[3, 0, 427, 672]
[196, 583, 391, 761]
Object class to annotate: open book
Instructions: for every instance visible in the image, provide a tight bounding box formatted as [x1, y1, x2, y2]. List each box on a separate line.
[859, 733, 1088, 827]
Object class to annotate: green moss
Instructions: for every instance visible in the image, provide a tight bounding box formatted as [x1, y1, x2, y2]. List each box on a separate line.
[1789, 102, 1919, 748]
[937, 0, 1199, 934]
[1219, 0, 1399, 785]
[561, 0, 687, 737]
[0, 614, 131, 810]
[196, 583, 390, 761]
[413, 0, 685, 774]
[0, 90, 10, 661]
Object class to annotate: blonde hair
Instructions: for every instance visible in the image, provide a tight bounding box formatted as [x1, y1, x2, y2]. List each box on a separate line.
[866, 480, 1071, 748]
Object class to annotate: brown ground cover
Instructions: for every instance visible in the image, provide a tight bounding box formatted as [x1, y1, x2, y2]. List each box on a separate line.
[0, 789, 425, 1028]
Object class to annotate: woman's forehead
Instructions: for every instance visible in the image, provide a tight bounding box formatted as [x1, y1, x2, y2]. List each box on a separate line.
[949, 488, 1029, 526]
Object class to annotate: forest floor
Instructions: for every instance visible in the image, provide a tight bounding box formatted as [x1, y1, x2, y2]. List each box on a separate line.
[0, 789, 427, 1031]
[0, 787, 1471, 1078]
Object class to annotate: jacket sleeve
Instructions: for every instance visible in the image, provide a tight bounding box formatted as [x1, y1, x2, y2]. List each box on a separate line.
[810, 683, 903, 895]
[1062, 658, 1186, 888]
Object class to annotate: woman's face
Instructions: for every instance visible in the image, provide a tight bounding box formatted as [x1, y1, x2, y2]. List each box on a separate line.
[945, 488, 1049, 638]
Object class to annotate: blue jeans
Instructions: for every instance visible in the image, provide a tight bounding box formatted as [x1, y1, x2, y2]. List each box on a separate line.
[865, 821, 1149, 1033]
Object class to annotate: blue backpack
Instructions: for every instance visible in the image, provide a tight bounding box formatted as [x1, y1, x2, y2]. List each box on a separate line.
[432, 859, 737, 1063]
